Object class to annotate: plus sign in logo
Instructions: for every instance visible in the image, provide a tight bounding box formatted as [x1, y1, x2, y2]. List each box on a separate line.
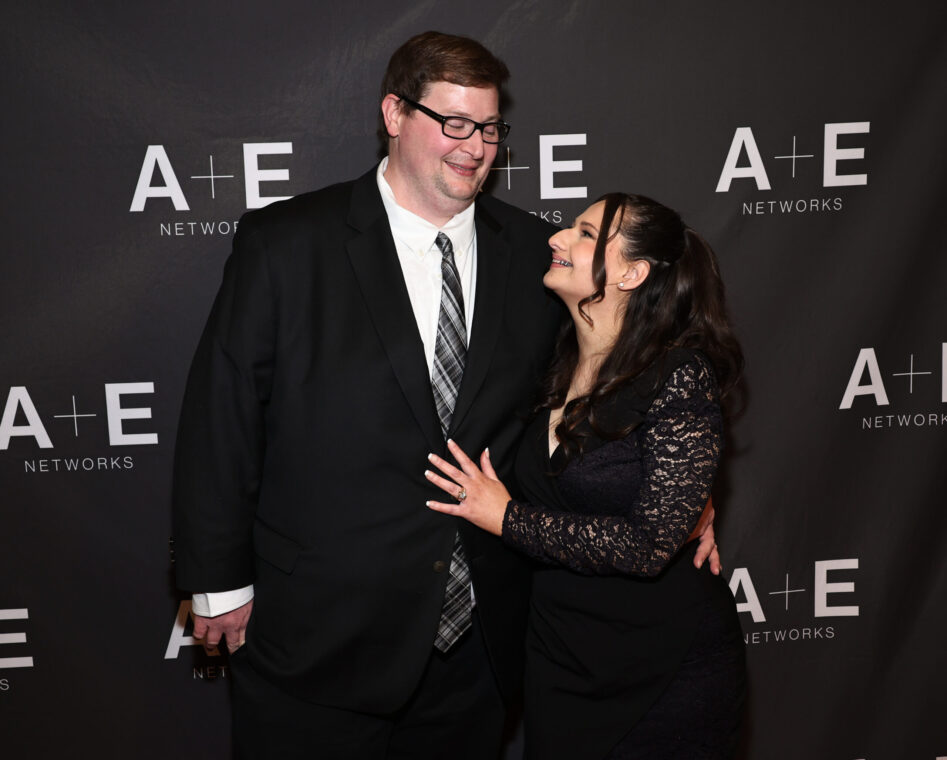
[490, 147, 531, 192]
[714, 121, 869, 217]
[772, 136, 815, 179]
[839, 344, 947, 431]
[52, 395, 99, 437]
[767, 573, 807, 611]
[189, 155, 236, 200]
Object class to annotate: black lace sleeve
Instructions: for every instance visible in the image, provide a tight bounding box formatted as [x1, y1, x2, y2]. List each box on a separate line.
[502, 358, 722, 576]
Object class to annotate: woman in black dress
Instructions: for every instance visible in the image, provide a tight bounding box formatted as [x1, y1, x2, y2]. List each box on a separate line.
[426, 192, 746, 759]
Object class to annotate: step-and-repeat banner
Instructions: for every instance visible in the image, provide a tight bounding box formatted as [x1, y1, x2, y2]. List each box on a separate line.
[3, 3, 945, 758]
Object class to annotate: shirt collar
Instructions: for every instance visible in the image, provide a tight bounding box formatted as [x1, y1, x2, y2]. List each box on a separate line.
[376, 158, 476, 256]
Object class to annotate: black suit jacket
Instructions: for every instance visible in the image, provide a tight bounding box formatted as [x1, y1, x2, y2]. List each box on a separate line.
[172, 167, 561, 712]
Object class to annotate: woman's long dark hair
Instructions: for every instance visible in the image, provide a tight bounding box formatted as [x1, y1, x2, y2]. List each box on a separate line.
[539, 192, 744, 464]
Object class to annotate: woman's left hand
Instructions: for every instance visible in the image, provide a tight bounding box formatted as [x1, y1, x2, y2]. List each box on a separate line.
[425, 439, 511, 537]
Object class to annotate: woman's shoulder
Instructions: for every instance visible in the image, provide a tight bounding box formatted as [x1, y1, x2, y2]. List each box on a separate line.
[616, 348, 714, 402]
[601, 350, 717, 424]
[663, 347, 717, 384]
[649, 349, 720, 412]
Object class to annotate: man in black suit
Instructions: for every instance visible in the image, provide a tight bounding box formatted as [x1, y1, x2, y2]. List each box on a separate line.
[173, 30, 716, 759]
[173, 31, 561, 759]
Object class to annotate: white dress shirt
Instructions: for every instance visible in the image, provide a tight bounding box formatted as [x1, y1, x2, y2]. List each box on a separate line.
[192, 159, 478, 618]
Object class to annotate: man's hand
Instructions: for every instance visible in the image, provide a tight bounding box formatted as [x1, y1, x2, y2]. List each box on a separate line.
[689, 498, 722, 575]
[192, 599, 253, 654]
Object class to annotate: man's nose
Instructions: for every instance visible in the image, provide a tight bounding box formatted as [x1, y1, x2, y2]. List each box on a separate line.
[460, 127, 486, 158]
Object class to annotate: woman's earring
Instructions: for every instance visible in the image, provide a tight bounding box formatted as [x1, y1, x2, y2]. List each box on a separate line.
[618, 281, 625, 289]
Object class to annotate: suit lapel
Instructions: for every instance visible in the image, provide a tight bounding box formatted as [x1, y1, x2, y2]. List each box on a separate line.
[449, 203, 511, 433]
[345, 171, 442, 451]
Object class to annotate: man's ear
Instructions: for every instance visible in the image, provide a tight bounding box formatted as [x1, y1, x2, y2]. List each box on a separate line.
[380, 94, 404, 138]
[620, 259, 651, 290]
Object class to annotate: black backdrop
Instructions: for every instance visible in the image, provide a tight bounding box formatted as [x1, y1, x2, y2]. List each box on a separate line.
[3, 2, 946, 758]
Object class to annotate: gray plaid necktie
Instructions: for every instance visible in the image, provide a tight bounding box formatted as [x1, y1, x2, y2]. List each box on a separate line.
[431, 232, 473, 652]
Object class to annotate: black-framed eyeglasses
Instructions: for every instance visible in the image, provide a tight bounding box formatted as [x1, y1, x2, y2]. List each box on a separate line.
[398, 96, 511, 144]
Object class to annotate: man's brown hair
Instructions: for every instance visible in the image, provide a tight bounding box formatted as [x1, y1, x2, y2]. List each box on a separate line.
[378, 31, 509, 144]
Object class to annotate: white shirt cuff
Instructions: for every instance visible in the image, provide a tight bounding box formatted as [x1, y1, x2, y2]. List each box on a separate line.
[191, 585, 255, 617]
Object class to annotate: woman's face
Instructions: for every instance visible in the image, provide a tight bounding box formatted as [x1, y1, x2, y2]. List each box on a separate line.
[543, 201, 629, 306]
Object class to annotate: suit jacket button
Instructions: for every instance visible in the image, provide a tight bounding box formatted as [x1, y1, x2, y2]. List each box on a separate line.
[433, 560, 448, 573]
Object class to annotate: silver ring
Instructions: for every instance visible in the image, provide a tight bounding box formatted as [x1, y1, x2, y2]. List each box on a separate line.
[456, 488, 467, 502]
